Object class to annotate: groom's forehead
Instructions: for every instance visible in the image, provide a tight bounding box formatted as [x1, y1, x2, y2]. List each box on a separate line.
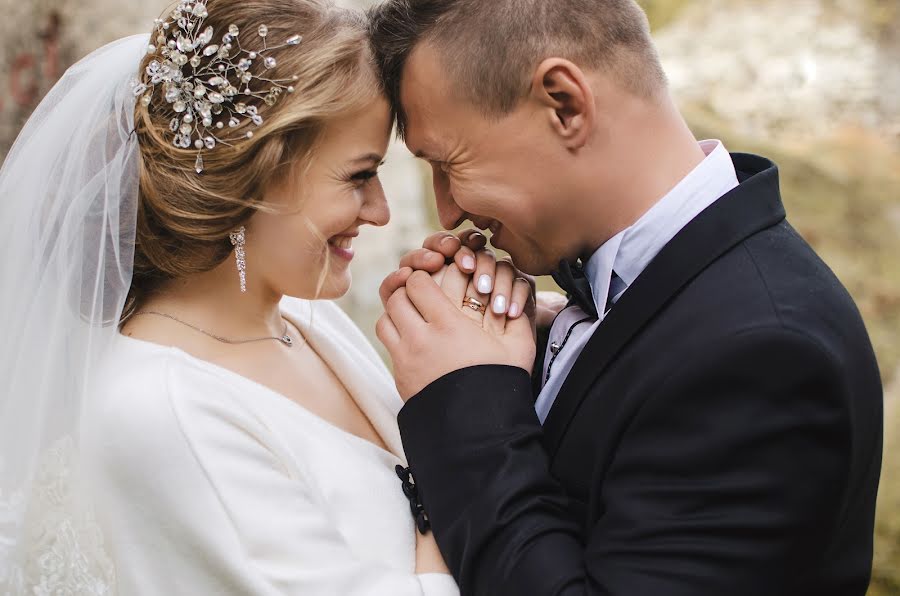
[399, 49, 452, 146]
[402, 112, 442, 161]
[400, 45, 446, 107]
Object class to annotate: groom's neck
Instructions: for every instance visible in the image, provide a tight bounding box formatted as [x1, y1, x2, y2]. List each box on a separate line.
[575, 92, 707, 257]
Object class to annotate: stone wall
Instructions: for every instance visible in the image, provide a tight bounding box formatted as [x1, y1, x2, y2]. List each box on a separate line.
[0, 0, 432, 346]
[0, 0, 168, 158]
[655, 0, 899, 146]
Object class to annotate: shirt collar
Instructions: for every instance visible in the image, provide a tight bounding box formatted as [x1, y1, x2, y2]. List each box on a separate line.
[583, 230, 624, 316]
[583, 140, 739, 315]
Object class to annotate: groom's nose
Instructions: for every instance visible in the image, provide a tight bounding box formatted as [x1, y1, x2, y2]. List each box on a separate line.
[432, 167, 465, 230]
[436, 195, 466, 231]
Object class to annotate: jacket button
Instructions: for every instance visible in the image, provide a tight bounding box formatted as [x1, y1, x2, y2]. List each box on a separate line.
[416, 511, 431, 534]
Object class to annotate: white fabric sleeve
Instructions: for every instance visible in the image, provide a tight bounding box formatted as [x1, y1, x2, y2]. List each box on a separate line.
[88, 354, 459, 596]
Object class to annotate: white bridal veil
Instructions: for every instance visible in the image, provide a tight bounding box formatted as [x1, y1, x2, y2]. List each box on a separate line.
[0, 34, 150, 593]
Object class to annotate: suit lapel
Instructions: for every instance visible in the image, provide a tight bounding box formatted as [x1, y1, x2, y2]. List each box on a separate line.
[542, 154, 787, 455]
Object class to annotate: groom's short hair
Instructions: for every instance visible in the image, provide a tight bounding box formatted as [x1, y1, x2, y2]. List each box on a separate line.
[368, 0, 667, 137]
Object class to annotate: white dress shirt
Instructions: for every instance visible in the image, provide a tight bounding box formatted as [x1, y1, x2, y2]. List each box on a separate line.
[536, 140, 740, 423]
[85, 298, 459, 595]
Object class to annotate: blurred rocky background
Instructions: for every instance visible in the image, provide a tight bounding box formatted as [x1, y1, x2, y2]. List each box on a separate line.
[1, 0, 897, 592]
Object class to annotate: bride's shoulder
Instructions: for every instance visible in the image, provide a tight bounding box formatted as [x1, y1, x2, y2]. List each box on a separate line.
[85, 336, 270, 479]
[88, 336, 244, 441]
[95, 335, 201, 398]
[93, 335, 173, 399]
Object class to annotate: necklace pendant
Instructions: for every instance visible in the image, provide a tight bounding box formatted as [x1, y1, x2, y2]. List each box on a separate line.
[281, 335, 293, 347]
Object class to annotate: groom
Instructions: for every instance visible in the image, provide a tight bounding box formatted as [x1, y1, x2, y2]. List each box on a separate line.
[369, 1, 883, 594]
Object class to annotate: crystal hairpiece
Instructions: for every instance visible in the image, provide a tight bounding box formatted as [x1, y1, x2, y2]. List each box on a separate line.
[130, 0, 303, 173]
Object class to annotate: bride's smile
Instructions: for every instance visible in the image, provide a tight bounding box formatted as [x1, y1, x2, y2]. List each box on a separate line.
[244, 96, 392, 301]
[328, 231, 358, 262]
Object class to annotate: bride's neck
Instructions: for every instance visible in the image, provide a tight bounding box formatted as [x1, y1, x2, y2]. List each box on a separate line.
[141, 258, 285, 337]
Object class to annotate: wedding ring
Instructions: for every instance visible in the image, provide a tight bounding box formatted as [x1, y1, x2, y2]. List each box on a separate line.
[463, 296, 487, 314]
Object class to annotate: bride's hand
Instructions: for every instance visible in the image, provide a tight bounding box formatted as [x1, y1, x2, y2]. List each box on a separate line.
[438, 261, 534, 337]
[378, 266, 537, 399]
[381, 229, 536, 320]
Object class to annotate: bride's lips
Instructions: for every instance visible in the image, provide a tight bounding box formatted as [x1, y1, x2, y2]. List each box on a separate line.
[328, 232, 358, 262]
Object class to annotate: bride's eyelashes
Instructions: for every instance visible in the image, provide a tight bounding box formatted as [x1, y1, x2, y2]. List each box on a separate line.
[346, 161, 385, 188]
[350, 169, 379, 184]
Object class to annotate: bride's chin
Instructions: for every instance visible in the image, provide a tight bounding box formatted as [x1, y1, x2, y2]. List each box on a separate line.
[316, 270, 352, 300]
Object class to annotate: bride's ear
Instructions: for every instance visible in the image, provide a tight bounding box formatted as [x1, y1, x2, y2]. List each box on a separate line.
[529, 58, 595, 151]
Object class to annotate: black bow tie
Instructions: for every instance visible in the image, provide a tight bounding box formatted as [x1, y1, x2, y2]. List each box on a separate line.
[552, 260, 598, 318]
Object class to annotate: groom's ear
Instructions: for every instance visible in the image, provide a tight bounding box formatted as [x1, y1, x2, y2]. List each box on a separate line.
[530, 59, 595, 151]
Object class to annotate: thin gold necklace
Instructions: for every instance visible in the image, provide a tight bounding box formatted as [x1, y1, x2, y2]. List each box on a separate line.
[133, 311, 294, 347]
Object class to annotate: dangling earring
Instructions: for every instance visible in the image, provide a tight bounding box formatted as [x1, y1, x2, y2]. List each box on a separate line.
[229, 226, 247, 293]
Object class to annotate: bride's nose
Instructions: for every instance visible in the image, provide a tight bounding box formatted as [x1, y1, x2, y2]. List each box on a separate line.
[359, 179, 390, 227]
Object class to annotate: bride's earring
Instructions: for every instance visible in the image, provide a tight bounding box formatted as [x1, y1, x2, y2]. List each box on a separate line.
[229, 226, 247, 293]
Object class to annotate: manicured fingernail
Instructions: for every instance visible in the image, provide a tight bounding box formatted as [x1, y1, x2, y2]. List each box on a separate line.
[440, 235, 455, 247]
[462, 256, 476, 271]
[508, 303, 521, 318]
[478, 274, 493, 294]
[492, 295, 507, 314]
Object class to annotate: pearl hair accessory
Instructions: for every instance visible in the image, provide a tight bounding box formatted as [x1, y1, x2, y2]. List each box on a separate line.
[130, 0, 302, 174]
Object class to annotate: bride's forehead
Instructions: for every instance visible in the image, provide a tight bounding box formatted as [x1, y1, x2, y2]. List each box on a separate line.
[316, 106, 391, 150]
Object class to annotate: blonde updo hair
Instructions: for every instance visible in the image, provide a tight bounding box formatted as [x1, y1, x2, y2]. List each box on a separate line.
[124, 0, 381, 320]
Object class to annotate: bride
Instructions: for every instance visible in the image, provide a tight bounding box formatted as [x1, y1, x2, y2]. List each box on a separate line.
[0, 0, 534, 593]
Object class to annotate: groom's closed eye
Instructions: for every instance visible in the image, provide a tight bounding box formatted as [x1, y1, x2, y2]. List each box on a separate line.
[433, 161, 452, 174]
[413, 149, 448, 169]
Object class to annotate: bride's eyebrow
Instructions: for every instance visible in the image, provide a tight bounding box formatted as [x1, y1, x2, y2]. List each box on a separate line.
[350, 153, 384, 166]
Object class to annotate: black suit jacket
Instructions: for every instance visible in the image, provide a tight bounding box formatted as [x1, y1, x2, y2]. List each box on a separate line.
[398, 154, 883, 596]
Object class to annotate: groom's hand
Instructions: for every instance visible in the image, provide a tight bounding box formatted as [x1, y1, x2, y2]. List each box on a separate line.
[377, 270, 536, 401]
[536, 291, 569, 328]
[397, 229, 488, 275]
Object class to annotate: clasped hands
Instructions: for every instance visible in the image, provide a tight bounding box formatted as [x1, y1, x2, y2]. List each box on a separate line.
[378, 230, 549, 401]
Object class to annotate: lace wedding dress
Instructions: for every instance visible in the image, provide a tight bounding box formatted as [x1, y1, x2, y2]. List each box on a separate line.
[0, 34, 141, 596]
